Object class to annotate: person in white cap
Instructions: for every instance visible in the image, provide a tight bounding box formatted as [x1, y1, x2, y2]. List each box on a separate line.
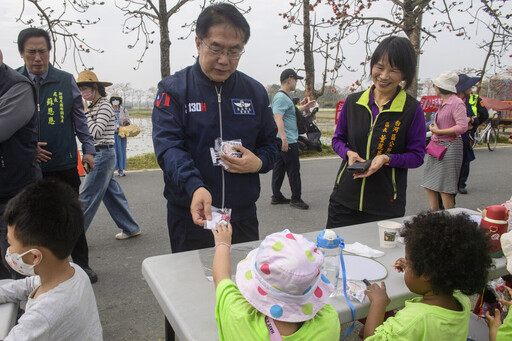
[109, 93, 130, 177]
[421, 71, 467, 211]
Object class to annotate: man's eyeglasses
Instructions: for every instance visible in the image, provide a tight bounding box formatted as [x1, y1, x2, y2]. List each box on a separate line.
[200, 40, 245, 60]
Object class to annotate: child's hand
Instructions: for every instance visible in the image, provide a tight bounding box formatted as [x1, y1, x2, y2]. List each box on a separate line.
[211, 223, 232, 245]
[485, 308, 502, 340]
[393, 258, 407, 273]
[499, 286, 512, 307]
[365, 281, 391, 306]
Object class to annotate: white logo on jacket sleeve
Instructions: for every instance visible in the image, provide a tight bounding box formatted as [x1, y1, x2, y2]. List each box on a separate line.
[232, 99, 255, 115]
[184, 102, 207, 114]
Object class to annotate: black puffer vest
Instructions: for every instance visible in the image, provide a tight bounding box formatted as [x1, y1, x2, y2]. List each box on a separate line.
[332, 88, 420, 217]
[0, 63, 39, 203]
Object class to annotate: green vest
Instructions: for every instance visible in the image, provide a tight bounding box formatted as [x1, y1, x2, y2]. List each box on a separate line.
[17, 64, 77, 172]
[468, 94, 479, 116]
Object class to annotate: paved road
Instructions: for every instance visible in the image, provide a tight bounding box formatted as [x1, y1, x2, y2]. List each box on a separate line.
[86, 146, 512, 340]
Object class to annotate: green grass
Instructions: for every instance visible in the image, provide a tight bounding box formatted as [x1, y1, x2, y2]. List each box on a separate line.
[300, 144, 336, 158]
[129, 109, 152, 118]
[126, 153, 159, 170]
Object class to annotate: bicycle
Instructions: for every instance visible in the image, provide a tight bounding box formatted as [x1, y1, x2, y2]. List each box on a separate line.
[469, 112, 499, 151]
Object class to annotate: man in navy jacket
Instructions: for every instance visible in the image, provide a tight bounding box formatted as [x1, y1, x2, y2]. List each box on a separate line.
[152, 3, 280, 252]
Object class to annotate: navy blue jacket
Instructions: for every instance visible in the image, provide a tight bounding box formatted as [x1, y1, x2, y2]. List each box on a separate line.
[152, 61, 280, 221]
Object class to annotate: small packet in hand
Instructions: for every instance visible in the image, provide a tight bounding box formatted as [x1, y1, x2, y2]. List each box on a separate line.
[210, 138, 242, 169]
[204, 206, 232, 230]
[345, 280, 367, 303]
[218, 139, 242, 158]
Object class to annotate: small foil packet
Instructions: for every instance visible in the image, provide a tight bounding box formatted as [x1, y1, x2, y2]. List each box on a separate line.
[204, 206, 232, 230]
[344, 280, 367, 303]
[210, 138, 242, 169]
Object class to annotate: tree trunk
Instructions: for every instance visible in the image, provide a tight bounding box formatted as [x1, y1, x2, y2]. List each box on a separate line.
[402, 1, 422, 99]
[302, 0, 316, 99]
[159, 0, 171, 79]
[476, 30, 496, 95]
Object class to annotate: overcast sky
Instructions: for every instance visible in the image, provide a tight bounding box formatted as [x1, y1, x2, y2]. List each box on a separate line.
[1, 0, 511, 94]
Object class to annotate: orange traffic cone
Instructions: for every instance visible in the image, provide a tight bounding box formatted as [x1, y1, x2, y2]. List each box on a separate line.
[77, 150, 86, 176]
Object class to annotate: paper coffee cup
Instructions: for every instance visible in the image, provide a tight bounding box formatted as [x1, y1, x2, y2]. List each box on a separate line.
[378, 221, 402, 248]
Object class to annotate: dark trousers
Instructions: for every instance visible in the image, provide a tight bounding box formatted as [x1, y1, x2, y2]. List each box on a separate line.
[326, 198, 400, 228]
[167, 203, 259, 253]
[458, 131, 475, 189]
[271, 143, 302, 200]
[43, 168, 90, 268]
[458, 159, 470, 189]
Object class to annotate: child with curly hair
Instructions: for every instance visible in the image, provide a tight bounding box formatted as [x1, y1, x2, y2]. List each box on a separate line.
[211, 224, 341, 340]
[363, 211, 492, 340]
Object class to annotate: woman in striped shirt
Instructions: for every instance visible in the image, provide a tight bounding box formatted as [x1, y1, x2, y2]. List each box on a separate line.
[421, 71, 468, 210]
[77, 70, 141, 242]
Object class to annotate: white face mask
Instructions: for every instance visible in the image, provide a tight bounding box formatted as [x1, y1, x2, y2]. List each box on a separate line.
[5, 248, 42, 276]
[112, 100, 120, 106]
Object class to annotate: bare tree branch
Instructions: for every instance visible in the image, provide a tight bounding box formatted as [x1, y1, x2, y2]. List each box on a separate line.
[16, 0, 104, 72]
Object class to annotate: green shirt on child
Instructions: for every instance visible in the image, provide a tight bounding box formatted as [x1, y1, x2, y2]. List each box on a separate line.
[497, 310, 512, 340]
[215, 279, 340, 341]
[366, 291, 470, 341]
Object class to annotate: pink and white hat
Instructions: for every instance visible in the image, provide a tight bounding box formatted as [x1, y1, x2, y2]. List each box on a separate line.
[236, 229, 333, 322]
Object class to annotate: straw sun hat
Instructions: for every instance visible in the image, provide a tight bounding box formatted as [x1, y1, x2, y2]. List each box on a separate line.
[77, 70, 112, 87]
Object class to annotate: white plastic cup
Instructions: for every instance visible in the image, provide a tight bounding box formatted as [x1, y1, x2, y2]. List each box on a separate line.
[378, 221, 403, 248]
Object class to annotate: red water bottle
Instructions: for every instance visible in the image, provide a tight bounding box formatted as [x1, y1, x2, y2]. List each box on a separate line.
[481, 205, 509, 258]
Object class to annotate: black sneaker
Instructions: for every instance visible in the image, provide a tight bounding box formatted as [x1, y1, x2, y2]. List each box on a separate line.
[458, 187, 468, 194]
[271, 196, 291, 205]
[290, 199, 309, 210]
[82, 266, 98, 284]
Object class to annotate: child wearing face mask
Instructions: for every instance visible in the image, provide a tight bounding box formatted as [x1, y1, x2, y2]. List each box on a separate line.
[0, 179, 103, 340]
[363, 212, 492, 340]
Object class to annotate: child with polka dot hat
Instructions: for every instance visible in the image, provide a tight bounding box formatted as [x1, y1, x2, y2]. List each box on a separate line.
[211, 224, 341, 340]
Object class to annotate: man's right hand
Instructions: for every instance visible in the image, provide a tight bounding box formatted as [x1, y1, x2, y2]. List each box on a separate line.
[37, 142, 52, 163]
[82, 154, 95, 173]
[190, 187, 212, 226]
[281, 137, 289, 152]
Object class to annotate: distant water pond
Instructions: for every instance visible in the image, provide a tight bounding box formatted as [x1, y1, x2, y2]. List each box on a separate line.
[124, 117, 334, 158]
[126, 118, 154, 158]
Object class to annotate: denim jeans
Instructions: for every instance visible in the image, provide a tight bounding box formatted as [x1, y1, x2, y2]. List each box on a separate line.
[80, 147, 139, 234]
[114, 132, 127, 171]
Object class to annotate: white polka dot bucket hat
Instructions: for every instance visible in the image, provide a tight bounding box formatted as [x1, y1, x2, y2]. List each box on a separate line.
[236, 229, 334, 322]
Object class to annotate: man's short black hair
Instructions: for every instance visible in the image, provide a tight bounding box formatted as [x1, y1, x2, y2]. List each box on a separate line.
[18, 28, 52, 53]
[4, 179, 84, 260]
[370, 36, 416, 90]
[401, 212, 492, 296]
[196, 3, 250, 44]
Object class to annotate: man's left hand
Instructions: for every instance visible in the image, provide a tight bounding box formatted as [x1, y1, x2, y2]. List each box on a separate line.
[353, 154, 388, 179]
[82, 154, 95, 173]
[220, 145, 262, 174]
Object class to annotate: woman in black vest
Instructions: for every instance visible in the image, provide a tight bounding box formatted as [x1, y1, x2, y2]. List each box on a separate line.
[326, 37, 426, 228]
